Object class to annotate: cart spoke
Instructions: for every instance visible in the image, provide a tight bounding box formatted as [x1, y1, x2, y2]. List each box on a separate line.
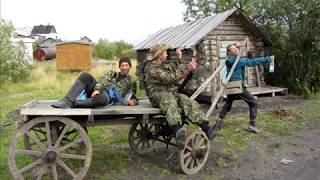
[16, 149, 42, 157]
[59, 138, 83, 152]
[32, 127, 46, 135]
[57, 159, 77, 178]
[141, 141, 146, 149]
[185, 156, 192, 167]
[18, 158, 42, 174]
[136, 138, 143, 146]
[60, 153, 86, 160]
[36, 165, 46, 180]
[183, 152, 191, 159]
[25, 131, 46, 150]
[52, 164, 58, 180]
[45, 122, 52, 147]
[146, 140, 151, 148]
[189, 158, 195, 169]
[54, 125, 69, 148]
[192, 135, 197, 148]
[196, 137, 205, 148]
[185, 145, 192, 151]
[195, 158, 200, 166]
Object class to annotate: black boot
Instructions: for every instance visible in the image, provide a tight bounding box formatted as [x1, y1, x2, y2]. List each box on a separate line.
[52, 80, 85, 108]
[200, 119, 224, 140]
[73, 92, 110, 108]
[171, 124, 187, 150]
[73, 99, 96, 108]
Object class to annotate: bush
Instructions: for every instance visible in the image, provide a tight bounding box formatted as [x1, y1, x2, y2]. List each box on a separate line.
[0, 21, 32, 83]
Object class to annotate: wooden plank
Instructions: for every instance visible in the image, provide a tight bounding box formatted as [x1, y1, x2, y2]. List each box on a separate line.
[226, 80, 242, 88]
[20, 108, 92, 116]
[20, 99, 161, 116]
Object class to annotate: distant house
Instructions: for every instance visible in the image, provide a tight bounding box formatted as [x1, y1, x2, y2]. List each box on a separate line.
[37, 38, 61, 48]
[11, 36, 35, 64]
[80, 36, 92, 43]
[31, 24, 57, 41]
[14, 27, 33, 38]
[12, 27, 36, 64]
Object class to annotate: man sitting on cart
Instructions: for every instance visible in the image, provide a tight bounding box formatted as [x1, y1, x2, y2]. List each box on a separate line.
[52, 57, 138, 108]
[143, 44, 217, 150]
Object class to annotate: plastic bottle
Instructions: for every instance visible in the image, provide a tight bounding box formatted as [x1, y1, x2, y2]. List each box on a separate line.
[269, 60, 275, 73]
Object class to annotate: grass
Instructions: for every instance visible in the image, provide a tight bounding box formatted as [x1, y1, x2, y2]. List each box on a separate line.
[0, 60, 320, 179]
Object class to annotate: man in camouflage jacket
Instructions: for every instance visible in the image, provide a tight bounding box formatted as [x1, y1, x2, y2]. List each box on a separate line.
[52, 57, 138, 108]
[143, 44, 216, 150]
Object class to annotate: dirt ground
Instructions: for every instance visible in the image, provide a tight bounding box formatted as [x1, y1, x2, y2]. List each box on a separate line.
[97, 95, 320, 180]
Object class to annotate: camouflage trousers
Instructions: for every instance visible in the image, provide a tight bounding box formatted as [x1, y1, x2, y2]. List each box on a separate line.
[150, 92, 208, 126]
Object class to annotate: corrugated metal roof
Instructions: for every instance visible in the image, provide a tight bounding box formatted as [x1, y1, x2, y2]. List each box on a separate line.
[135, 8, 237, 50]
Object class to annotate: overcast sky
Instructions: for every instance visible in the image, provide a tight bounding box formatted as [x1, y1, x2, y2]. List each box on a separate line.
[1, 0, 186, 45]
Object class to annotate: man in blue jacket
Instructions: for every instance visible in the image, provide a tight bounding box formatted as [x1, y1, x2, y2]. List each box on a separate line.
[215, 43, 275, 134]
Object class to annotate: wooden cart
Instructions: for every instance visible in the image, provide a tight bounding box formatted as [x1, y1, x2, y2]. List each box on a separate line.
[8, 99, 210, 179]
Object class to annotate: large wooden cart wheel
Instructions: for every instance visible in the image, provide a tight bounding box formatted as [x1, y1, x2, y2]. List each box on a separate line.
[128, 123, 156, 155]
[8, 116, 92, 180]
[178, 130, 210, 175]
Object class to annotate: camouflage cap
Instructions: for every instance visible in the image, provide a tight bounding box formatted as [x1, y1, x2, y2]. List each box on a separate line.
[149, 44, 170, 59]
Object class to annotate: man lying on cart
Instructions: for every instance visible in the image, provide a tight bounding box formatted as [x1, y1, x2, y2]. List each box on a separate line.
[52, 57, 138, 108]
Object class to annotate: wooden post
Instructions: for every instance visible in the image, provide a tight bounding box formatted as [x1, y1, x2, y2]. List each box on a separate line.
[251, 41, 262, 87]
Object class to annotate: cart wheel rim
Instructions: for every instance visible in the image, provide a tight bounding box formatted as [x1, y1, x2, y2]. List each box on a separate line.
[128, 123, 156, 155]
[179, 130, 210, 175]
[8, 116, 92, 180]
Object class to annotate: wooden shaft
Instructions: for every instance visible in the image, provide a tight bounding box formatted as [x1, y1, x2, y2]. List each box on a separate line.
[190, 59, 227, 101]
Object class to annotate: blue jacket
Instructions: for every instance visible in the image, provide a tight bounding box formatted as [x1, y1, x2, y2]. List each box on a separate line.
[226, 55, 271, 83]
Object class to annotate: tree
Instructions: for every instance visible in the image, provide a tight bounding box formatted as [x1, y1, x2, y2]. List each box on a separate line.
[182, 0, 216, 21]
[93, 39, 136, 60]
[0, 20, 31, 83]
[182, 0, 320, 95]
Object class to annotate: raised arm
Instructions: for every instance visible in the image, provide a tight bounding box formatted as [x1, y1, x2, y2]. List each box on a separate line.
[239, 56, 274, 67]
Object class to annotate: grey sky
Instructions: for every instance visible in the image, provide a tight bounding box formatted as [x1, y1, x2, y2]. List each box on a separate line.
[1, 0, 186, 45]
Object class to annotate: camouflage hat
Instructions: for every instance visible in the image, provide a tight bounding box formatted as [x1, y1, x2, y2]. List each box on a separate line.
[149, 44, 170, 59]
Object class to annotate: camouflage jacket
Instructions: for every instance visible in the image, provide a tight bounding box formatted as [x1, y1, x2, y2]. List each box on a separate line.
[144, 60, 189, 98]
[95, 71, 137, 101]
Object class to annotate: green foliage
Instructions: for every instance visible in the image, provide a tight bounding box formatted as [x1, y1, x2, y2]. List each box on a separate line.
[93, 39, 136, 60]
[182, 0, 320, 95]
[182, 0, 216, 21]
[0, 21, 32, 83]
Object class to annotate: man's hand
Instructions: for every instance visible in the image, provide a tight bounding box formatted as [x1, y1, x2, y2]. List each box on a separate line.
[187, 59, 197, 71]
[176, 49, 182, 59]
[270, 55, 275, 62]
[127, 99, 136, 106]
[91, 90, 100, 97]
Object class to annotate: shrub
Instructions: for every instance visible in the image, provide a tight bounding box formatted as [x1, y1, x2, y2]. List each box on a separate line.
[0, 20, 32, 83]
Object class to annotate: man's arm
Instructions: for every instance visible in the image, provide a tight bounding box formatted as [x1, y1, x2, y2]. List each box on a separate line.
[148, 64, 189, 84]
[128, 80, 138, 106]
[239, 56, 274, 67]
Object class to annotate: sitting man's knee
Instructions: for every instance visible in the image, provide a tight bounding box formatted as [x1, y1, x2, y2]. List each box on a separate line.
[78, 72, 95, 83]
